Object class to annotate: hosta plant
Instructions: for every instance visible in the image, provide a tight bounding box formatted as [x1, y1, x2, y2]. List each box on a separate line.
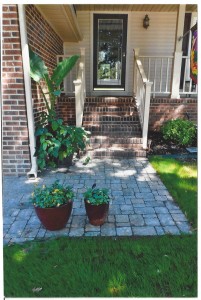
[31, 180, 74, 208]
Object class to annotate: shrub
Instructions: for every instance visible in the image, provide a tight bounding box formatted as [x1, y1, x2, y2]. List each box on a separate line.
[161, 119, 197, 146]
[35, 113, 90, 170]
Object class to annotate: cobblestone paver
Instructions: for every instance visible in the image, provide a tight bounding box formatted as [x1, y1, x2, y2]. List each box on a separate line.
[3, 158, 192, 245]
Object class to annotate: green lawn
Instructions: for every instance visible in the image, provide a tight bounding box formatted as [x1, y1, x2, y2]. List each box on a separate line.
[149, 156, 197, 229]
[4, 157, 197, 297]
[4, 235, 197, 297]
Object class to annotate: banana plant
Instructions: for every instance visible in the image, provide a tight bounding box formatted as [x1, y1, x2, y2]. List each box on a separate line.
[29, 48, 80, 114]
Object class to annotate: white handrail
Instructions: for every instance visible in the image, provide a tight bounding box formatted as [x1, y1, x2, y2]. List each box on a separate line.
[73, 48, 86, 127]
[139, 54, 197, 96]
[134, 49, 153, 149]
[139, 55, 173, 95]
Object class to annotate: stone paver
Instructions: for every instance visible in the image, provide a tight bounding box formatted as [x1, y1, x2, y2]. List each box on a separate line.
[3, 158, 192, 244]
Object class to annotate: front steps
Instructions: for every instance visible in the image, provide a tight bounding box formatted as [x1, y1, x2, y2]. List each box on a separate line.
[82, 97, 147, 158]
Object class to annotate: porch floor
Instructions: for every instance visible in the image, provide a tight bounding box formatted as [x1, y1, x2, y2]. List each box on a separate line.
[3, 157, 191, 245]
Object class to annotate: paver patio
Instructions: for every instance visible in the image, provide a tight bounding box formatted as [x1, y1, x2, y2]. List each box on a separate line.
[3, 158, 192, 245]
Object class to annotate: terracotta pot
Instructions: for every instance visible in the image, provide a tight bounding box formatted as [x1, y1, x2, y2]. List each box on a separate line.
[84, 200, 109, 226]
[34, 201, 73, 231]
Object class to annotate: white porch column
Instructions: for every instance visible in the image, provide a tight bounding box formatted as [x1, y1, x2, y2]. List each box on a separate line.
[171, 4, 186, 99]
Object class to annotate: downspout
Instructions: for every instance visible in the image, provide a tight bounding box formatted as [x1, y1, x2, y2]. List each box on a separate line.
[18, 4, 38, 179]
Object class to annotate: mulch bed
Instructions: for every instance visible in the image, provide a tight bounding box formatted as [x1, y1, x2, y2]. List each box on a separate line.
[147, 131, 197, 163]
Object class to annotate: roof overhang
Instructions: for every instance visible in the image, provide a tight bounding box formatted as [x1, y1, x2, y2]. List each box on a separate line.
[35, 4, 83, 42]
[74, 4, 197, 12]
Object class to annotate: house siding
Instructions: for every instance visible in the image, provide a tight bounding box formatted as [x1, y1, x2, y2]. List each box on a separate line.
[2, 4, 64, 175]
[64, 11, 177, 96]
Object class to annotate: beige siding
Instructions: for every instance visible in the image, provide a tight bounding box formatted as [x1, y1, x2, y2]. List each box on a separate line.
[64, 11, 177, 96]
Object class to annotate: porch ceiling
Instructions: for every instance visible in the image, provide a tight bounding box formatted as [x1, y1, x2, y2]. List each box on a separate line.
[74, 4, 197, 12]
[35, 4, 83, 42]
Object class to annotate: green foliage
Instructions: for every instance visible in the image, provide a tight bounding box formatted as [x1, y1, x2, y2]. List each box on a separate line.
[161, 119, 197, 146]
[29, 47, 80, 112]
[83, 187, 110, 205]
[30, 180, 74, 208]
[35, 114, 90, 170]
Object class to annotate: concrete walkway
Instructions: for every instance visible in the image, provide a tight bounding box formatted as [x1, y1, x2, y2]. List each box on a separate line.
[3, 158, 191, 245]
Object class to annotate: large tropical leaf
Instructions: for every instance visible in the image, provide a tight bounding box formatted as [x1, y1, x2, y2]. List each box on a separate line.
[29, 48, 48, 82]
[51, 55, 80, 87]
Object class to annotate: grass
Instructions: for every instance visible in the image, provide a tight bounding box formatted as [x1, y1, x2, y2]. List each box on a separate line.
[4, 235, 197, 297]
[149, 156, 197, 229]
[3, 156, 197, 297]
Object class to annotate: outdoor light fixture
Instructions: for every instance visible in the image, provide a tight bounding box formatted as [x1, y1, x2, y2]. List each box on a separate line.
[143, 14, 150, 29]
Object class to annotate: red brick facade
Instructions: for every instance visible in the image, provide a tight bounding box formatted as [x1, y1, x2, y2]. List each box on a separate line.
[149, 98, 197, 131]
[2, 5, 30, 175]
[2, 4, 63, 175]
[25, 4, 64, 123]
[56, 97, 76, 125]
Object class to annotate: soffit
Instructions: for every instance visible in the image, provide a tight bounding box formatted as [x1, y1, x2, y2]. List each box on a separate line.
[74, 4, 197, 12]
[35, 4, 83, 42]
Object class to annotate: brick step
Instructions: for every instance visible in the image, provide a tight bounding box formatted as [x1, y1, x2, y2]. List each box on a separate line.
[84, 124, 141, 134]
[88, 143, 143, 150]
[84, 106, 137, 114]
[89, 135, 143, 145]
[86, 147, 147, 158]
[85, 97, 135, 105]
[83, 115, 139, 123]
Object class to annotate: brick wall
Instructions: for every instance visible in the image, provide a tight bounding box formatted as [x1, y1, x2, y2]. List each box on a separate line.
[2, 4, 64, 175]
[56, 97, 76, 125]
[149, 98, 197, 131]
[2, 4, 31, 175]
[25, 4, 64, 123]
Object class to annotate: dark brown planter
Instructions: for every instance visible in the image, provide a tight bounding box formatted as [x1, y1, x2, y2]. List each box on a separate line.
[34, 201, 73, 231]
[84, 200, 109, 226]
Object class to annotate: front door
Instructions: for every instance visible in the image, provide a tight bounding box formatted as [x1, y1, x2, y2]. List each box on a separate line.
[93, 14, 128, 90]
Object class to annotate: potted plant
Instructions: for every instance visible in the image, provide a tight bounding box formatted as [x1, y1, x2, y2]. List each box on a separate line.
[83, 184, 110, 226]
[31, 180, 74, 230]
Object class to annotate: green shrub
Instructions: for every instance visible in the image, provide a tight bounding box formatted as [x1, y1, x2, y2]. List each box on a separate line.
[161, 119, 197, 146]
[35, 113, 90, 170]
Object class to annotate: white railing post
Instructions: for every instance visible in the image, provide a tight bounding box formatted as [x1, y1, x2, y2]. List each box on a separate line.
[74, 47, 86, 127]
[74, 79, 82, 127]
[171, 51, 183, 99]
[142, 81, 153, 149]
[133, 48, 140, 95]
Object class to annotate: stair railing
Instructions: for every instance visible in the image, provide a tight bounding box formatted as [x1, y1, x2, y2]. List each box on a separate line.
[133, 49, 153, 149]
[73, 48, 86, 127]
